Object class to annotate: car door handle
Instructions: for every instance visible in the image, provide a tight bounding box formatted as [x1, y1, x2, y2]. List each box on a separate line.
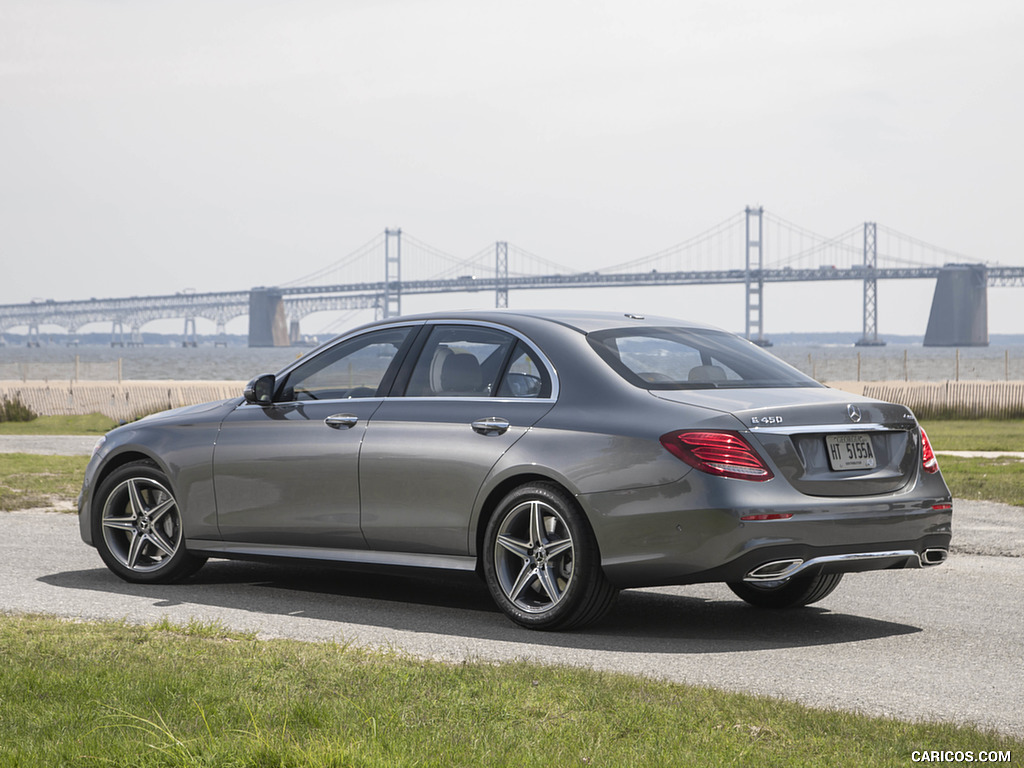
[325, 413, 359, 429]
[471, 417, 511, 436]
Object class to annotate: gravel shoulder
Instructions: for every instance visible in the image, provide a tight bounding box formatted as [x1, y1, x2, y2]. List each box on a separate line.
[0, 435, 99, 456]
[950, 499, 1024, 558]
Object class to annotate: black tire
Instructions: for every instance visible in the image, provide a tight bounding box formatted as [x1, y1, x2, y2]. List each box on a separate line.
[91, 461, 206, 584]
[727, 571, 843, 609]
[482, 482, 617, 631]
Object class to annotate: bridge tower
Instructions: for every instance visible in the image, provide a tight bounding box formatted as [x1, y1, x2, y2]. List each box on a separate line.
[495, 241, 509, 308]
[381, 228, 402, 320]
[856, 222, 885, 347]
[744, 206, 770, 346]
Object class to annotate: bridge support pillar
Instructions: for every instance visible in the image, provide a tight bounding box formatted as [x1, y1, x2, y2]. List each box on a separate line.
[924, 264, 988, 347]
[183, 317, 197, 347]
[248, 288, 289, 347]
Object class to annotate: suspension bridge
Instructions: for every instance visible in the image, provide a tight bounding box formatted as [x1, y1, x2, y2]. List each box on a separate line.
[2, 208, 1022, 348]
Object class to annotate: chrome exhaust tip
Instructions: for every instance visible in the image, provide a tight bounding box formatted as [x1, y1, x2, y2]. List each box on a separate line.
[920, 548, 948, 566]
[744, 559, 804, 582]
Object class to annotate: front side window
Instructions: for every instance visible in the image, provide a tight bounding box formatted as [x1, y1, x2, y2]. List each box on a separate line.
[588, 327, 820, 390]
[278, 327, 412, 401]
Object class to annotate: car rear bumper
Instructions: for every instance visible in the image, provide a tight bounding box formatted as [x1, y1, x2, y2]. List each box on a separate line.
[579, 477, 953, 589]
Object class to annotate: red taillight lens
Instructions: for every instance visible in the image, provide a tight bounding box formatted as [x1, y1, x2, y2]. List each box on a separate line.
[660, 430, 774, 481]
[920, 427, 939, 474]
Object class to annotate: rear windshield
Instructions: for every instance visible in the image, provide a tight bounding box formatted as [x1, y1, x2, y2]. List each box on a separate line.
[588, 327, 821, 390]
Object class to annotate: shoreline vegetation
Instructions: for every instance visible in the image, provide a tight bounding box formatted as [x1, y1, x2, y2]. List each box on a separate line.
[2, 415, 1023, 509]
[3, 378, 1024, 422]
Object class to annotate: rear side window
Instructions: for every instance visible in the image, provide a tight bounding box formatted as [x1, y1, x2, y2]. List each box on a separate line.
[403, 326, 515, 397]
[402, 326, 553, 399]
[588, 327, 820, 390]
[496, 341, 552, 399]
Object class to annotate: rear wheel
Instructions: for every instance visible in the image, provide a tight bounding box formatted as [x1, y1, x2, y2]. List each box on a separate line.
[92, 461, 206, 584]
[727, 572, 843, 609]
[483, 482, 617, 630]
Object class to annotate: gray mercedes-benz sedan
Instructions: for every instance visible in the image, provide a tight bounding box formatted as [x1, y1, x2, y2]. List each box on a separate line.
[79, 310, 952, 630]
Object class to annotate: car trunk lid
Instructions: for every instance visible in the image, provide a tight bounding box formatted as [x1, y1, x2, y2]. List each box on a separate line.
[651, 387, 922, 496]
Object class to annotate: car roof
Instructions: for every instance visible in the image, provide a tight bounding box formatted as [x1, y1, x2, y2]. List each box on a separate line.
[380, 308, 723, 335]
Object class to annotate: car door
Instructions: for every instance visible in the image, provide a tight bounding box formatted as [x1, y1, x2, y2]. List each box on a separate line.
[212, 325, 417, 548]
[359, 323, 556, 555]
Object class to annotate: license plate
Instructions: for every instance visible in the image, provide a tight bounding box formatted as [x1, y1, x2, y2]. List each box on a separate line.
[825, 434, 876, 470]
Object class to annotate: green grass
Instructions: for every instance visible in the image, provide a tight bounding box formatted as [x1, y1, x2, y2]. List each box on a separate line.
[934, 455, 1024, 507]
[917, 420, 1024, 507]
[0, 453, 90, 511]
[0, 614, 1018, 768]
[0, 412, 117, 435]
[919, 419, 1024, 453]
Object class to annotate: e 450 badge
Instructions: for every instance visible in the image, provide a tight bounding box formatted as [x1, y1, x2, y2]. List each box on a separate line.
[751, 415, 784, 425]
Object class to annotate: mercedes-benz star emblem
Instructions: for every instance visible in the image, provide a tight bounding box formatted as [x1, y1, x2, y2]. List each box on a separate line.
[847, 404, 863, 423]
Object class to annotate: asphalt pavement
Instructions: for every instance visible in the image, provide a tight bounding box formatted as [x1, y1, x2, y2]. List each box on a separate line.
[1, 500, 1022, 738]
[2, 434, 1021, 737]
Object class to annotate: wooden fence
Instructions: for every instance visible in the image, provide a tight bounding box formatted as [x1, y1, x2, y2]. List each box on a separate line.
[5, 378, 1024, 423]
[0, 380, 246, 423]
[830, 381, 1024, 419]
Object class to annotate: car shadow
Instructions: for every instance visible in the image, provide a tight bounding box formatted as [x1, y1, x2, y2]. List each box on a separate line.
[40, 559, 921, 654]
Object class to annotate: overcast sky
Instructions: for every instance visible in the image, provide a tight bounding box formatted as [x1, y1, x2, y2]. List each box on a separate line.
[2, 0, 1022, 337]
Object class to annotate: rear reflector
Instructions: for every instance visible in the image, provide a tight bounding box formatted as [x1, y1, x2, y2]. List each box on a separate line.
[920, 427, 939, 474]
[740, 513, 793, 521]
[660, 430, 774, 482]
[932, 503, 952, 511]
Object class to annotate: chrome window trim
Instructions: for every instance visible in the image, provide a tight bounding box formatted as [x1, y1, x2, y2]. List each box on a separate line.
[237, 395, 556, 409]
[266, 318, 560, 405]
[386, 396, 558, 405]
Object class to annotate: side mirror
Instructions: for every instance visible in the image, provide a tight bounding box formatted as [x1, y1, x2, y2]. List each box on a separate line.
[243, 373, 276, 405]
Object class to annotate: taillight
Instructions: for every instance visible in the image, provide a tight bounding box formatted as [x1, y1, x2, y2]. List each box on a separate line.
[920, 427, 939, 474]
[660, 430, 774, 481]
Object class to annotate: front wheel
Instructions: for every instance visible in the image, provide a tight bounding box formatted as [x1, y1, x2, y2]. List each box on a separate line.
[483, 482, 617, 631]
[727, 571, 843, 609]
[92, 461, 206, 584]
